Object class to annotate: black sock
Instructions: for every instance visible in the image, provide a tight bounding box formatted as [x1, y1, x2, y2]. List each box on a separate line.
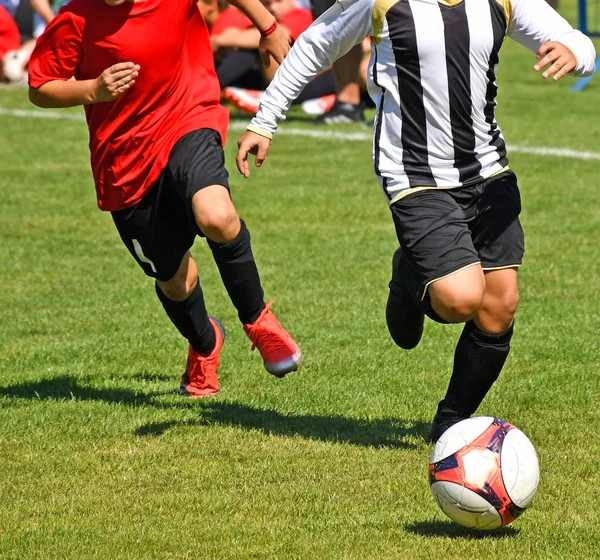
[207, 220, 265, 325]
[155, 280, 216, 356]
[439, 320, 514, 418]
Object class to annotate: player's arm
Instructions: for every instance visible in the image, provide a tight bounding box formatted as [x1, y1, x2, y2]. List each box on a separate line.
[212, 27, 261, 51]
[227, 0, 290, 66]
[236, 0, 374, 177]
[508, 0, 596, 80]
[31, 0, 55, 24]
[29, 62, 141, 108]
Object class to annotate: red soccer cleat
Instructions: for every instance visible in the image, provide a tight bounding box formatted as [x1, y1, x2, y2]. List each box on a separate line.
[243, 300, 301, 378]
[222, 87, 263, 114]
[179, 318, 225, 398]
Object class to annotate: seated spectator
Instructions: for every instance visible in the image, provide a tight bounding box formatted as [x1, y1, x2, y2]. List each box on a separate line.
[31, 0, 65, 38]
[0, 3, 30, 83]
[211, 0, 337, 114]
[0, 0, 56, 41]
[197, 0, 229, 30]
[0, 0, 59, 83]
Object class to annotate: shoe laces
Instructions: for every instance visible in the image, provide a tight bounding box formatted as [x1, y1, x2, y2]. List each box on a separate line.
[187, 339, 220, 383]
[248, 300, 294, 357]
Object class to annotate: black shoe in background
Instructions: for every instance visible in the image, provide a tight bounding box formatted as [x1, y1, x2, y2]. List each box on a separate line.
[314, 101, 365, 124]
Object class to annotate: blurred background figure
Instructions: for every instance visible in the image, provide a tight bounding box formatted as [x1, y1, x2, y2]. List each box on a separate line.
[308, 0, 366, 124]
[209, 0, 338, 115]
[0, 0, 62, 83]
[0, 4, 21, 82]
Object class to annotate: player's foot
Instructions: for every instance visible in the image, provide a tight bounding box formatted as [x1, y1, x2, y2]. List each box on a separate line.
[314, 101, 365, 124]
[428, 403, 467, 444]
[222, 87, 262, 114]
[243, 300, 301, 377]
[179, 318, 225, 398]
[386, 247, 424, 349]
[301, 94, 336, 116]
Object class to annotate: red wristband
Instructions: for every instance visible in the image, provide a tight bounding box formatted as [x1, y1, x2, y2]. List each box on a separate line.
[260, 20, 278, 38]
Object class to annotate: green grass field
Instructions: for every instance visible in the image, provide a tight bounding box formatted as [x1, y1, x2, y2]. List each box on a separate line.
[1, 19, 599, 560]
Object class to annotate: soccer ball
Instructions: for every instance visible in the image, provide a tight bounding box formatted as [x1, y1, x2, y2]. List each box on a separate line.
[428, 416, 539, 530]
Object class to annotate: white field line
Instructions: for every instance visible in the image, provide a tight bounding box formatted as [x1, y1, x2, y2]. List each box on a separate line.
[2, 105, 600, 161]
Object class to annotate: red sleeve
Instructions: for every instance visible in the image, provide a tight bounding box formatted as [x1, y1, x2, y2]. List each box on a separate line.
[28, 12, 83, 88]
[280, 8, 313, 42]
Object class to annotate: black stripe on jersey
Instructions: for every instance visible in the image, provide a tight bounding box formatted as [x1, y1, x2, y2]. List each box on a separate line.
[485, 0, 509, 167]
[387, 0, 436, 188]
[440, 2, 482, 183]
[372, 45, 391, 198]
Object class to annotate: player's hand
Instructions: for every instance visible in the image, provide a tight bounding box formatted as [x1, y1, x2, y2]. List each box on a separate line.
[94, 62, 140, 102]
[259, 24, 291, 68]
[236, 131, 272, 178]
[534, 42, 577, 81]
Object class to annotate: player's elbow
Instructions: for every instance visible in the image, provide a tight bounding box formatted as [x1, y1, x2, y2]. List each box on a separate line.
[29, 86, 50, 108]
[28, 85, 60, 108]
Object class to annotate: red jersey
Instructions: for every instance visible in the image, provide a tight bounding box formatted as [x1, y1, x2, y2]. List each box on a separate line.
[28, 0, 230, 212]
[0, 5, 20, 59]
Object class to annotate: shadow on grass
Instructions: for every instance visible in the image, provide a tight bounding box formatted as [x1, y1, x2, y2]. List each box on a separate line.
[405, 520, 520, 539]
[0, 375, 428, 449]
[0, 374, 156, 406]
[143, 400, 427, 449]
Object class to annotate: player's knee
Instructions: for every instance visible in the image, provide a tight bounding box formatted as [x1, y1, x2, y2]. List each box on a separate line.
[430, 278, 485, 323]
[196, 203, 239, 241]
[437, 291, 483, 323]
[157, 275, 196, 301]
[157, 255, 198, 301]
[480, 288, 520, 331]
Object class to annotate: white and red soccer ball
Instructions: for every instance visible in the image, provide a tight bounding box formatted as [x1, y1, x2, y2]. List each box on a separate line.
[429, 416, 539, 530]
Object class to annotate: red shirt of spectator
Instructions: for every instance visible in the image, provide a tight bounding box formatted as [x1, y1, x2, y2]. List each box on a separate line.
[0, 5, 20, 59]
[212, 4, 312, 43]
[278, 7, 312, 42]
[211, 7, 254, 36]
[28, 0, 229, 212]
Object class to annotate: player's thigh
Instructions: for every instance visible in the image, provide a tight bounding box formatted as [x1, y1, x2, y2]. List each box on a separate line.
[192, 185, 240, 242]
[111, 179, 196, 283]
[164, 128, 237, 239]
[390, 189, 481, 305]
[428, 263, 485, 320]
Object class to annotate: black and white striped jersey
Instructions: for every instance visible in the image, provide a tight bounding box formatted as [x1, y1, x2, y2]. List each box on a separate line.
[248, 0, 596, 203]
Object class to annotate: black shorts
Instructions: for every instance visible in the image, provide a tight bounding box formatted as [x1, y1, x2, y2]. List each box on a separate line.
[389, 170, 525, 302]
[111, 129, 230, 282]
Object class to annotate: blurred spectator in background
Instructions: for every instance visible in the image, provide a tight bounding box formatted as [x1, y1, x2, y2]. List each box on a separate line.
[211, 0, 338, 114]
[0, 4, 21, 81]
[0, 0, 61, 83]
[31, 0, 67, 38]
[309, 0, 365, 124]
[197, 0, 229, 29]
